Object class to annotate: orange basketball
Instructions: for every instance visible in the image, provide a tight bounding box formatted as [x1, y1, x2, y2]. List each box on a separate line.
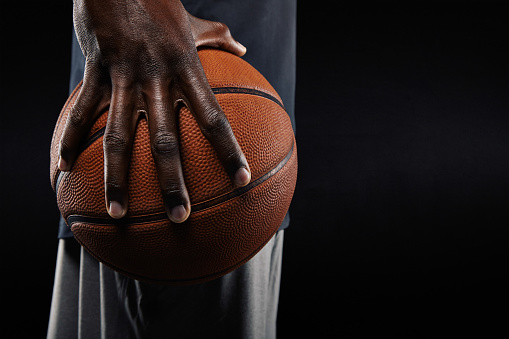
[50, 49, 297, 285]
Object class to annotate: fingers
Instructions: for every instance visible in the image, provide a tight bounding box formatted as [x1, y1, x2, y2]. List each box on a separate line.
[181, 69, 251, 188]
[103, 84, 137, 219]
[146, 84, 191, 223]
[58, 66, 107, 171]
[144, 70, 249, 224]
[60, 46, 247, 224]
[188, 15, 246, 57]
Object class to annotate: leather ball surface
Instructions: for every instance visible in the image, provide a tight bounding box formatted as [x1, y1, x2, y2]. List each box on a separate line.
[50, 49, 297, 285]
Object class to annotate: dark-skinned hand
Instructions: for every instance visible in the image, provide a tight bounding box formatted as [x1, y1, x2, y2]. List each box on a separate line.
[59, 0, 251, 223]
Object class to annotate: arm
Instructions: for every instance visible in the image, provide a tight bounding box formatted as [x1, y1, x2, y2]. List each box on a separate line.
[58, 0, 251, 222]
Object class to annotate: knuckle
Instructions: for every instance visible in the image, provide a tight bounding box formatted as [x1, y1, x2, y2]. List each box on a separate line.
[214, 22, 231, 37]
[201, 112, 230, 138]
[105, 178, 123, 191]
[151, 133, 179, 156]
[68, 104, 87, 129]
[217, 38, 232, 52]
[103, 132, 129, 153]
[161, 184, 184, 200]
[169, 48, 195, 73]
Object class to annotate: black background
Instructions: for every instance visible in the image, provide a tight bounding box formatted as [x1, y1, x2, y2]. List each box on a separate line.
[1, 1, 507, 338]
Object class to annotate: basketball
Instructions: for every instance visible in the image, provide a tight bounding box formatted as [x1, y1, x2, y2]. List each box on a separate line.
[50, 49, 297, 285]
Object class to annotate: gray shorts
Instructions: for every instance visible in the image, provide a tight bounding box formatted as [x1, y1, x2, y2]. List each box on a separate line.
[47, 231, 284, 339]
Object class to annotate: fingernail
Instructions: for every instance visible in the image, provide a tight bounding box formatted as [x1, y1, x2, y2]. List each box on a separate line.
[108, 201, 125, 219]
[170, 205, 188, 223]
[235, 167, 251, 187]
[58, 157, 68, 171]
[236, 40, 247, 54]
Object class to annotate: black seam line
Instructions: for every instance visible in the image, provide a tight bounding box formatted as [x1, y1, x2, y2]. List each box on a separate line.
[90, 224, 277, 284]
[67, 141, 294, 227]
[193, 141, 294, 212]
[68, 212, 167, 227]
[76, 216, 279, 284]
[56, 87, 284, 196]
[211, 87, 285, 109]
[81, 127, 106, 152]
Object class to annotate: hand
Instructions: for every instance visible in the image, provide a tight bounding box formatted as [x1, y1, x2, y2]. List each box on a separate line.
[59, 0, 251, 223]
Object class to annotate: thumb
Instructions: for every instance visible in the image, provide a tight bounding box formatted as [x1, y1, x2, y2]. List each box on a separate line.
[188, 14, 246, 56]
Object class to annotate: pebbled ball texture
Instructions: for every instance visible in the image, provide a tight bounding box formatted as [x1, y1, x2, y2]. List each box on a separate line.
[50, 49, 297, 285]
